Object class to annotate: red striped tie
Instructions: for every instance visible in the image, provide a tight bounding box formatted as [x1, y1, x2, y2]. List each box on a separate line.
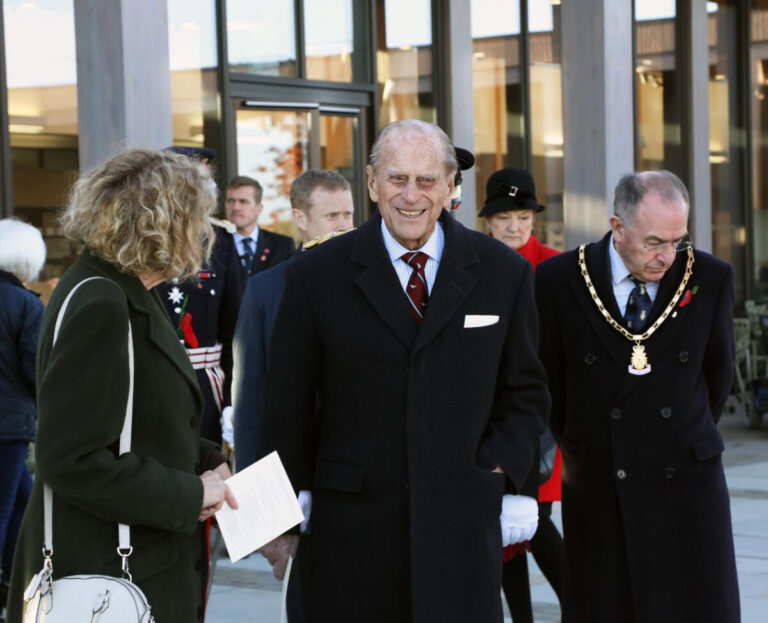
[402, 252, 429, 325]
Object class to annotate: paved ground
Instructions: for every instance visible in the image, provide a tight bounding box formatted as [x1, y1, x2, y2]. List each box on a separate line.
[206, 407, 768, 622]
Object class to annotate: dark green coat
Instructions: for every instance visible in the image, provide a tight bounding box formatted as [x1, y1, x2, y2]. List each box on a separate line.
[8, 250, 218, 623]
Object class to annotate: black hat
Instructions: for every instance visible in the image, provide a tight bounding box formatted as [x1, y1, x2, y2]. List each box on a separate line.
[454, 147, 475, 187]
[166, 146, 216, 164]
[479, 167, 545, 217]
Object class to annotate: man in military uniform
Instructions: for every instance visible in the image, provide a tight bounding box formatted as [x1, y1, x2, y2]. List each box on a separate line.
[156, 147, 243, 446]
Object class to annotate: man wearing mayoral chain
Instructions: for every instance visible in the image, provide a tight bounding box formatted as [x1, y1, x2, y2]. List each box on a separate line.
[535, 170, 739, 623]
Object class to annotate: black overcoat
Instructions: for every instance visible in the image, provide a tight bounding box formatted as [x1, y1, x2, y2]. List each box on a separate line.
[535, 232, 739, 623]
[7, 250, 217, 623]
[256, 211, 549, 623]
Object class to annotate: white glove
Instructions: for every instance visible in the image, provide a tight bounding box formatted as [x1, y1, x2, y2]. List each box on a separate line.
[500, 494, 538, 546]
[298, 490, 312, 534]
[221, 406, 234, 448]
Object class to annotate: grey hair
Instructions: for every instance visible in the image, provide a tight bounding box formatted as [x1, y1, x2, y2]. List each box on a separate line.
[0, 218, 46, 283]
[369, 119, 458, 179]
[613, 170, 690, 223]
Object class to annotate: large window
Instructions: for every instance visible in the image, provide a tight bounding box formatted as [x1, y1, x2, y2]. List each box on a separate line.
[168, 0, 219, 153]
[752, 0, 768, 302]
[376, 0, 436, 126]
[470, 0, 563, 250]
[4, 0, 79, 284]
[634, 0, 683, 177]
[709, 0, 747, 303]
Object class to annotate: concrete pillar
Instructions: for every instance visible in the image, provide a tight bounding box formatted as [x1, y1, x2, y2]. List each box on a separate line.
[686, 2, 712, 252]
[561, 0, 634, 248]
[442, 0, 477, 230]
[74, 0, 172, 173]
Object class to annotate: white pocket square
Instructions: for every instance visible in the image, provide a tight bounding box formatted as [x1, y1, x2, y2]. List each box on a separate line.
[464, 314, 499, 328]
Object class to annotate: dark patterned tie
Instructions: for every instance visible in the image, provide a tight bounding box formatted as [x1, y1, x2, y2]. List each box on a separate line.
[624, 276, 652, 332]
[241, 237, 254, 276]
[402, 252, 429, 325]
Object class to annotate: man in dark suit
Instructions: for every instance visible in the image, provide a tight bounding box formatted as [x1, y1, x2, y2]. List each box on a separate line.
[535, 171, 739, 623]
[233, 168, 354, 471]
[255, 120, 549, 623]
[225, 175, 295, 280]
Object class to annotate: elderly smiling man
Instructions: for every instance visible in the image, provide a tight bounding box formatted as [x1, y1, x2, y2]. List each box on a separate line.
[536, 170, 740, 623]
[254, 119, 549, 623]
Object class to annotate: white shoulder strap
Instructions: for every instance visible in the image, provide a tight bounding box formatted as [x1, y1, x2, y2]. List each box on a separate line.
[44, 276, 134, 558]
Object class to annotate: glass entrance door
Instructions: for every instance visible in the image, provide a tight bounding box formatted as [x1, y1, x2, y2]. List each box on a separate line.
[234, 101, 367, 238]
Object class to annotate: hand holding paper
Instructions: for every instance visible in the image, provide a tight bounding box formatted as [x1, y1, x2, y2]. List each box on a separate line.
[214, 451, 304, 562]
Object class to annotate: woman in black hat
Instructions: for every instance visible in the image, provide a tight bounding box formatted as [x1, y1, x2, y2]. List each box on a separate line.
[481, 167, 563, 623]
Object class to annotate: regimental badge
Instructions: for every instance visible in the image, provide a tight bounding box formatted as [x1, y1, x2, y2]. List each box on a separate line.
[629, 344, 651, 376]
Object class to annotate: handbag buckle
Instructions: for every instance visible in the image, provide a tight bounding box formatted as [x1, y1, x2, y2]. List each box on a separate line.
[117, 546, 133, 581]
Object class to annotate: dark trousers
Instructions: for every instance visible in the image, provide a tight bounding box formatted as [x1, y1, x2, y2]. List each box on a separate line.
[0, 441, 32, 584]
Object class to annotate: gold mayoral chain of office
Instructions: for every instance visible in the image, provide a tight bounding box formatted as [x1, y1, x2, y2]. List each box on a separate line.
[577, 244, 694, 376]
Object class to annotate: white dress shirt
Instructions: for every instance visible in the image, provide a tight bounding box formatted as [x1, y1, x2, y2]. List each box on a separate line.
[609, 235, 659, 317]
[380, 219, 444, 295]
[233, 225, 260, 257]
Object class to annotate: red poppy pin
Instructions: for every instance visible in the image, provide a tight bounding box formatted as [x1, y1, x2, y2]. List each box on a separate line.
[679, 285, 699, 308]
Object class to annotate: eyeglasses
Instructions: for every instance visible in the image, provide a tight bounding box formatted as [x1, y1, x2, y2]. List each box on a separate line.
[642, 235, 693, 253]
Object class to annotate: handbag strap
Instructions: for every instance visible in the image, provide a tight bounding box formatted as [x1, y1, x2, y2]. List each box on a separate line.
[44, 276, 135, 574]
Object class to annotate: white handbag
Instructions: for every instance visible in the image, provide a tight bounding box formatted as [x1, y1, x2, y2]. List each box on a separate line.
[23, 277, 155, 623]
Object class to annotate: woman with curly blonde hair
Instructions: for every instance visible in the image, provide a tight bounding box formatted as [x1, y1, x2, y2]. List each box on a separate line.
[7, 148, 237, 623]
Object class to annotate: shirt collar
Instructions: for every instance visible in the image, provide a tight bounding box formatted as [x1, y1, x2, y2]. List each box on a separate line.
[380, 219, 444, 263]
[233, 225, 259, 246]
[609, 234, 632, 286]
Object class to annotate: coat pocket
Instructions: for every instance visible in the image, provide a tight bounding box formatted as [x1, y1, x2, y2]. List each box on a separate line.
[691, 429, 725, 462]
[313, 460, 366, 493]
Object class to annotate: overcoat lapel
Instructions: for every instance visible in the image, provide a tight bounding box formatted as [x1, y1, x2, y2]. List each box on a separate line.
[79, 251, 204, 409]
[570, 234, 629, 370]
[352, 214, 418, 349]
[412, 212, 477, 355]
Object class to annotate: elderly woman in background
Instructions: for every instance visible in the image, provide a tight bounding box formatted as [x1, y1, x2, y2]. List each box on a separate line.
[480, 167, 563, 623]
[7, 148, 237, 623]
[0, 219, 46, 616]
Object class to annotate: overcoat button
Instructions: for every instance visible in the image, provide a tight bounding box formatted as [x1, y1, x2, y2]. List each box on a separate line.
[616, 469, 627, 480]
[679, 351, 689, 363]
[664, 467, 676, 479]
[171, 516, 184, 528]
[610, 408, 622, 420]
[584, 353, 597, 365]
[660, 407, 672, 419]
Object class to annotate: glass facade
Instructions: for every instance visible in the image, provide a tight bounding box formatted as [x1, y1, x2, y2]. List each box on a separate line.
[709, 0, 748, 304]
[168, 0, 219, 152]
[376, 0, 436, 126]
[752, 0, 768, 301]
[304, 0, 354, 82]
[5, 0, 79, 285]
[226, 0, 297, 76]
[634, 0, 684, 177]
[1, 0, 766, 302]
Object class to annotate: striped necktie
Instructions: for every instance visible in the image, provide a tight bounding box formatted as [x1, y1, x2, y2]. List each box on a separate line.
[402, 252, 429, 325]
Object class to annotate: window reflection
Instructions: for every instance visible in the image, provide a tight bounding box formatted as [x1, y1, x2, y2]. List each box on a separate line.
[376, 0, 436, 126]
[5, 0, 79, 283]
[634, 1, 683, 177]
[227, 0, 297, 77]
[235, 109, 309, 239]
[320, 114, 359, 209]
[471, 0, 525, 230]
[751, 1, 768, 301]
[708, 0, 747, 302]
[168, 0, 218, 152]
[304, 0, 353, 82]
[527, 0, 563, 251]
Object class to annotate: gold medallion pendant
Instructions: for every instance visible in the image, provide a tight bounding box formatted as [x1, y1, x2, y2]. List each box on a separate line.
[578, 244, 694, 378]
[629, 343, 651, 375]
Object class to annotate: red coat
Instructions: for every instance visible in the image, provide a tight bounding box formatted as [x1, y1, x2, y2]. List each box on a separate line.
[514, 235, 562, 502]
